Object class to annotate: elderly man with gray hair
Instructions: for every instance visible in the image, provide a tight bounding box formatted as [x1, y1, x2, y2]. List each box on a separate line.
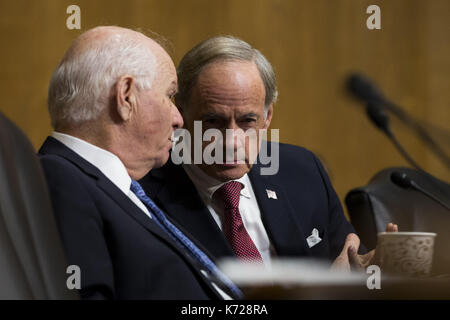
[39, 27, 243, 300]
[140, 36, 397, 272]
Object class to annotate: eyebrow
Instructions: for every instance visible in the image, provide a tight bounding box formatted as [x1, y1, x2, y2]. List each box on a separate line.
[200, 112, 260, 120]
[238, 112, 259, 119]
[200, 113, 227, 120]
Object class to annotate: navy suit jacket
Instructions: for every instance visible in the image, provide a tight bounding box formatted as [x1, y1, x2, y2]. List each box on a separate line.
[140, 142, 360, 263]
[39, 137, 222, 300]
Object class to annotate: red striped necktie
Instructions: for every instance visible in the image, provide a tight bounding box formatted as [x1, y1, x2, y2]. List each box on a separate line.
[214, 181, 263, 262]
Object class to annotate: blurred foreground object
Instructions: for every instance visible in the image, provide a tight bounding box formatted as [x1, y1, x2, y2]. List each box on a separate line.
[219, 257, 450, 299]
[219, 258, 367, 299]
[0, 112, 78, 299]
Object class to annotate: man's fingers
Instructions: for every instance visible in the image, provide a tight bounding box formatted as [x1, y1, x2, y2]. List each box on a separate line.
[371, 247, 381, 266]
[386, 222, 398, 232]
[343, 233, 361, 252]
[360, 249, 376, 268]
[332, 233, 363, 273]
[348, 246, 363, 271]
[331, 254, 350, 272]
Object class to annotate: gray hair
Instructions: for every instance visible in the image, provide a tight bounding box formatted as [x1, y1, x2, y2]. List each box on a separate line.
[48, 30, 156, 128]
[176, 36, 278, 116]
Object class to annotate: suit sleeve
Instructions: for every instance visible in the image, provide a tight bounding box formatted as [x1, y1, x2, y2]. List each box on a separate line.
[40, 156, 115, 299]
[310, 154, 366, 259]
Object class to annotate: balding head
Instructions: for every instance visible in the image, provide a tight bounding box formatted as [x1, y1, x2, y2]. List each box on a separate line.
[48, 26, 169, 129]
[61, 26, 160, 62]
[47, 26, 183, 179]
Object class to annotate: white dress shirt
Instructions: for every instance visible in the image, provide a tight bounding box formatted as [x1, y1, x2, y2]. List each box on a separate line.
[183, 164, 274, 267]
[51, 132, 152, 219]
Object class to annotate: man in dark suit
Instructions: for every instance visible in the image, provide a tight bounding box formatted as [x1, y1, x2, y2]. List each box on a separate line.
[140, 36, 397, 271]
[39, 27, 240, 299]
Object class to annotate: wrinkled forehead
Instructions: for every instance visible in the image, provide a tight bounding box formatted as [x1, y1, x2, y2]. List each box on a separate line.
[193, 60, 265, 107]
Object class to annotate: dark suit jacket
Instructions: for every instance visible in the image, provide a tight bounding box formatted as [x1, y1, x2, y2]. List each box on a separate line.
[39, 137, 222, 300]
[140, 142, 360, 263]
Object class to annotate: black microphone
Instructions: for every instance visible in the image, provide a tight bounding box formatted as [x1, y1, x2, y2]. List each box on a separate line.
[348, 73, 386, 104]
[366, 101, 424, 172]
[366, 101, 391, 135]
[348, 73, 416, 123]
[347, 72, 450, 170]
[391, 172, 450, 210]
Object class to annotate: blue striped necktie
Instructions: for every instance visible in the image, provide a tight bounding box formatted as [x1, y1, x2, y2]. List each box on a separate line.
[130, 180, 243, 299]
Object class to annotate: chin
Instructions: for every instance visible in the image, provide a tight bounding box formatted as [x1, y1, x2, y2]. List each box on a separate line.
[153, 152, 170, 169]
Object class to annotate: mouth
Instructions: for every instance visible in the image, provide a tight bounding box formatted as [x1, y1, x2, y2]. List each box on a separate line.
[220, 159, 246, 167]
[170, 132, 180, 143]
[167, 135, 176, 149]
[221, 163, 238, 167]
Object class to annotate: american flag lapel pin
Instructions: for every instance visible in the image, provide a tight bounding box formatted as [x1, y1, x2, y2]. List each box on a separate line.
[266, 189, 277, 200]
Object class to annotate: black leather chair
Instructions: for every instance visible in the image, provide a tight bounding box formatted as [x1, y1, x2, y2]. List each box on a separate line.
[0, 112, 78, 299]
[345, 167, 450, 275]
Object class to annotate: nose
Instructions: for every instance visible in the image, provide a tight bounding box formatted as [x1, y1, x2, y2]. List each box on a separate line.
[172, 104, 184, 129]
[223, 122, 243, 151]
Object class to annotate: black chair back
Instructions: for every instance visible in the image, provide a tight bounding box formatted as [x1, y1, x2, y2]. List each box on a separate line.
[0, 112, 78, 299]
[346, 167, 450, 275]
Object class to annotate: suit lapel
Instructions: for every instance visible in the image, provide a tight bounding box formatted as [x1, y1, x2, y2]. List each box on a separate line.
[149, 164, 236, 260]
[95, 177, 177, 244]
[248, 163, 312, 257]
[96, 175, 229, 299]
[148, 159, 313, 260]
[39, 138, 208, 265]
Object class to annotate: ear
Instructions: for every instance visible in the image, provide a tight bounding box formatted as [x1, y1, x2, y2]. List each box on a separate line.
[115, 75, 137, 121]
[263, 104, 273, 129]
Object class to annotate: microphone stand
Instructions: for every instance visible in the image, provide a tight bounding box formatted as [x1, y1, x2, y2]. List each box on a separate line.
[366, 102, 426, 173]
[382, 101, 450, 170]
[386, 130, 424, 173]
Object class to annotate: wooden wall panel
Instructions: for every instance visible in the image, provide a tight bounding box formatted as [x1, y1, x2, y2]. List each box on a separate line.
[1, 0, 448, 212]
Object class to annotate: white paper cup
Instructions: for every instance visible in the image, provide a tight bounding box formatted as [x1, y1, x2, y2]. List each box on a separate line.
[377, 232, 437, 277]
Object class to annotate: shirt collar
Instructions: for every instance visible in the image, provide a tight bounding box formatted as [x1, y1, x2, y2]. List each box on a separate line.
[182, 164, 251, 204]
[51, 131, 132, 195]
